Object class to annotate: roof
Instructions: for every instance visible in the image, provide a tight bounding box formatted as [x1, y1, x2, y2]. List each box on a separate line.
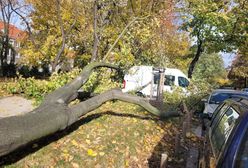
[0, 21, 26, 40]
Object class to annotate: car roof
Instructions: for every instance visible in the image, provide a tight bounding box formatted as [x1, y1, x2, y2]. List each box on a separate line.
[212, 89, 248, 94]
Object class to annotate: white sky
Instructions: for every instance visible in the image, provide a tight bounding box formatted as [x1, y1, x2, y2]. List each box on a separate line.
[221, 52, 236, 68]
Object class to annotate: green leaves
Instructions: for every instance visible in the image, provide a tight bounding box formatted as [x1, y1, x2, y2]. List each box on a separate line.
[192, 53, 228, 87]
[181, 0, 247, 52]
[4, 68, 81, 105]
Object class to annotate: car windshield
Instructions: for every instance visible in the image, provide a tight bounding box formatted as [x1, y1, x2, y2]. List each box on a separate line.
[209, 92, 248, 104]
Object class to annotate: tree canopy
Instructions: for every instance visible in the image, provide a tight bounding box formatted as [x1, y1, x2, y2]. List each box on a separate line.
[180, 0, 247, 77]
[17, 0, 191, 72]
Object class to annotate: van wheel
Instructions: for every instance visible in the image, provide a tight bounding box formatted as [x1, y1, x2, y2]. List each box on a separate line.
[136, 92, 145, 97]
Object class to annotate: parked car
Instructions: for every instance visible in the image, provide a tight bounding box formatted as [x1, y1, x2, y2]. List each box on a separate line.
[242, 88, 248, 93]
[122, 66, 189, 96]
[202, 89, 248, 117]
[205, 96, 248, 167]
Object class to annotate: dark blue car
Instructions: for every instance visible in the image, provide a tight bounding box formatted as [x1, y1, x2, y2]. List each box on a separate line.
[208, 96, 248, 167]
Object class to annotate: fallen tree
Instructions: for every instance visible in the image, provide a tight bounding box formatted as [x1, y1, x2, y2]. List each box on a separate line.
[0, 62, 179, 157]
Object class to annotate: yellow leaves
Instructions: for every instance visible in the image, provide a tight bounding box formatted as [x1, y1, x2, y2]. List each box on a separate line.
[99, 152, 105, 156]
[132, 118, 138, 123]
[71, 162, 80, 168]
[62, 149, 69, 153]
[87, 149, 97, 157]
[61, 150, 74, 162]
[186, 132, 199, 142]
[71, 139, 79, 147]
[86, 139, 91, 144]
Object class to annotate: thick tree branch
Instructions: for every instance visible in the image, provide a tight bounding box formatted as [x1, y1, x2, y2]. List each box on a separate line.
[0, 62, 178, 158]
[43, 62, 119, 105]
[68, 89, 178, 125]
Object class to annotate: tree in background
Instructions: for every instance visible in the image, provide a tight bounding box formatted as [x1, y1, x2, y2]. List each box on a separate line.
[148, 0, 190, 70]
[180, 0, 247, 78]
[228, 41, 248, 88]
[0, 0, 17, 76]
[192, 53, 228, 87]
[19, 0, 191, 72]
[19, 0, 79, 72]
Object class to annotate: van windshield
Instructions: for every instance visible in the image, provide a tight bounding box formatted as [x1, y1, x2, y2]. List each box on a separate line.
[178, 77, 189, 87]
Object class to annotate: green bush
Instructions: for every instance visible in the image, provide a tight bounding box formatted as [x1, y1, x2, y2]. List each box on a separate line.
[4, 68, 81, 105]
[3, 67, 122, 105]
[163, 79, 211, 113]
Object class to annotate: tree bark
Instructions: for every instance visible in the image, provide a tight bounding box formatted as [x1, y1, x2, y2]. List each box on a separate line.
[0, 62, 179, 157]
[51, 0, 76, 72]
[91, 0, 99, 62]
[0, 1, 12, 76]
[51, 0, 66, 72]
[188, 39, 203, 79]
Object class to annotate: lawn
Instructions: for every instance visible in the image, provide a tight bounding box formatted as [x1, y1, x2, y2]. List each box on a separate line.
[1, 101, 186, 168]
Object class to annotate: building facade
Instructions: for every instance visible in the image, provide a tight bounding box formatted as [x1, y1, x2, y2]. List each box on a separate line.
[0, 21, 25, 65]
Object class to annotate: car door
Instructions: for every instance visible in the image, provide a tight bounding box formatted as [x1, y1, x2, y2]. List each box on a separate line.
[210, 103, 240, 167]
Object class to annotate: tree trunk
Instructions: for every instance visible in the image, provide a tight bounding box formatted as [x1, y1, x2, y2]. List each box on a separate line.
[91, 0, 99, 62]
[51, 0, 66, 72]
[188, 39, 203, 78]
[0, 62, 179, 157]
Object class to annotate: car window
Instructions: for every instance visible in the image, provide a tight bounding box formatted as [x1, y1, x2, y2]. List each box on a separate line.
[210, 103, 229, 127]
[209, 93, 248, 104]
[164, 75, 175, 86]
[153, 73, 160, 84]
[178, 77, 189, 87]
[154, 74, 175, 86]
[211, 107, 240, 157]
[235, 128, 248, 167]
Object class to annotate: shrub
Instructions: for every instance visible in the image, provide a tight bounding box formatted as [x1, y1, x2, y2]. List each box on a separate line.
[4, 68, 81, 105]
[163, 79, 212, 113]
[3, 67, 123, 105]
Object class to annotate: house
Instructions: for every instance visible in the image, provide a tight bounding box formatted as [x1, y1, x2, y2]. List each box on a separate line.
[0, 21, 25, 64]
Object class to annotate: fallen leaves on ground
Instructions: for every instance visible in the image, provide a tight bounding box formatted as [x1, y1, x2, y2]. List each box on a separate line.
[4, 101, 182, 168]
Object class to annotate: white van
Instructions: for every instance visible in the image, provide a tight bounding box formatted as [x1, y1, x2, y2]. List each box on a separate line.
[122, 66, 189, 96]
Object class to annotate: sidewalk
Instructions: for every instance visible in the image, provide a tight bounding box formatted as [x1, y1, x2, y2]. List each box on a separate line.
[0, 96, 34, 118]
